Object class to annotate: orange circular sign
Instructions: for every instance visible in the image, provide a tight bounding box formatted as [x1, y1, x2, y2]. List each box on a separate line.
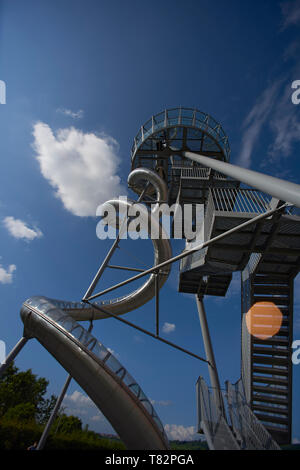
[245, 301, 283, 340]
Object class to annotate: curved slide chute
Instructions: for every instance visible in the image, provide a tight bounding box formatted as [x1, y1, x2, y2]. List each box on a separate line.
[21, 296, 169, 450]
[60, 167, 172, 321]
[18, 168, 172, 449]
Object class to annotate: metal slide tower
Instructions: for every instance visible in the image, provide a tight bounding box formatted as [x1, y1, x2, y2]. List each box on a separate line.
[1, 107, 299, 450]
[130, 107, 300, 448]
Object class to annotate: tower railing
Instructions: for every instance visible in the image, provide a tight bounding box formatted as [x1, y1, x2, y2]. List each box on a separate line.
[196, 376, 240, 450]
[131, 107, 230, 162]
[210, 188, 271, 214]
[226, 379, 281, 450]
[196, 376, 281, 450]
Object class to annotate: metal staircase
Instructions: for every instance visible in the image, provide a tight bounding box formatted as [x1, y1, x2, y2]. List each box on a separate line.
[196, 376, 281, 450]
[241, 259, 294, 445]
[181, 190, 299, 446]
[128, 107, 300, 449]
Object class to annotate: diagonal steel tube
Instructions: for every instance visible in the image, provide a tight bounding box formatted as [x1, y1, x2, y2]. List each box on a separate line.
[85, 202, 289, 302]
[84, 299, 209, 365]
[107, 265, 145, 273]
[0, 337, 29, 377]
[183, 151, 300, 209]
[83, 182, 151, 300]
[195, 296, 225, 415]
[37, 374, 72, 450]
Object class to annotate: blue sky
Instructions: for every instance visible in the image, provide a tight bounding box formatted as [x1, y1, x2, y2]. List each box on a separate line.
[0, 0, 300, 442]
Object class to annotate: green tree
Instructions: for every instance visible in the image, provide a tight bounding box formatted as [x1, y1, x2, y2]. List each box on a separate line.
[2, 403, 36, 423]
[36, 394, 57, 425]
[0, 362, 56, 423]
[54, 414, 82, 434]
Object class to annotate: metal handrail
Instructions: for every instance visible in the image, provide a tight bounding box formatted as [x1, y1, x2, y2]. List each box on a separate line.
[22, 296, 168, 441]
[226, 379, 281, 450]
[210, 188, 271, 214]
[196, 376, 240, 450]
[131, 107, 230, 162]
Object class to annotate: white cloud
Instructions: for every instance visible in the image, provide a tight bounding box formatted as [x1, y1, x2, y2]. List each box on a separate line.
[3, 216, 43, 241]
[133, 334, 145, 344]
[292, 437, 300, 444]
[91, 415, 103, 422]
[57, 108, 84, 119]
[61, 389, 115, 434]
[150, 399, 172, 406]
[64, 390, 93, 407]
[281, 0, 300, 29]
[268, 81, 300, 159]
[164, 424, 200, 441]
[238, 68, 300, 169]
[237, 81, 281, 168]
[62, 390, 99, 418]
[162, 322, 176, 334]
[283, 40, 300, 61]
[0, 263, 16, 284]
[32, 122, 126, 216]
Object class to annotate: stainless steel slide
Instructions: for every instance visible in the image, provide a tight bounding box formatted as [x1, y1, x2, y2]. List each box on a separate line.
[21, 296, 169, 450]
[18, 168, 172, 449]
[59, 167, 172, 321]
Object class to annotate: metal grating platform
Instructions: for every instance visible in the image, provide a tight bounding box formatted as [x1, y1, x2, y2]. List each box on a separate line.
[179, 191, 300, 297]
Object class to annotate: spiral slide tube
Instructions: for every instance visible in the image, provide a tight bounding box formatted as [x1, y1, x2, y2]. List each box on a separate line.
[18, 169, 172, 449]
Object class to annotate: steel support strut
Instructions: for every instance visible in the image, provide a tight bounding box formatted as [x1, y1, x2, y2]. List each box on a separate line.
[155, 272, 159, 337]
[183, 151, 300, 209]
[83, 182, 150, 300]
[0, 337, 29, 377]
[85, 202, 289, 302]
[36, 374, 72, 450]
[84, 299, 209, 364]
[195, 296, 225, 414]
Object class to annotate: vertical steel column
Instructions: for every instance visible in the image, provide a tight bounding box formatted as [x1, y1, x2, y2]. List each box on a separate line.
[0, 337, 29, 377]
[36, 374, 72, 450]
[195, 295, 224, 414]
[155, 272, 159, 337]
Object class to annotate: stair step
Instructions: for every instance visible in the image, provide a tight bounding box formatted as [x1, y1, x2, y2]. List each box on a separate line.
[246, 306, 290, 315]
[271, 330, 290, 338]
[253, 411, 289, 425]
[257, 268, 293, 275]
[252, 403, 289, 416]
[252, 346, 289, 356]
[252, 375, 288, 386]
[253, 275, 289, 284]
[252, 295, 290, 305]
[255, 272, 290, 279]
[264, 423, 289, 434]
[252, 384, 289, 396]
[253, 285, 290, 295]
[252, 394, 288, 406]
[253, 337, 289, 346]
[252, 355, 289, 366]
[253, 365, 288, 377]
[250, 329, 289, 338]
